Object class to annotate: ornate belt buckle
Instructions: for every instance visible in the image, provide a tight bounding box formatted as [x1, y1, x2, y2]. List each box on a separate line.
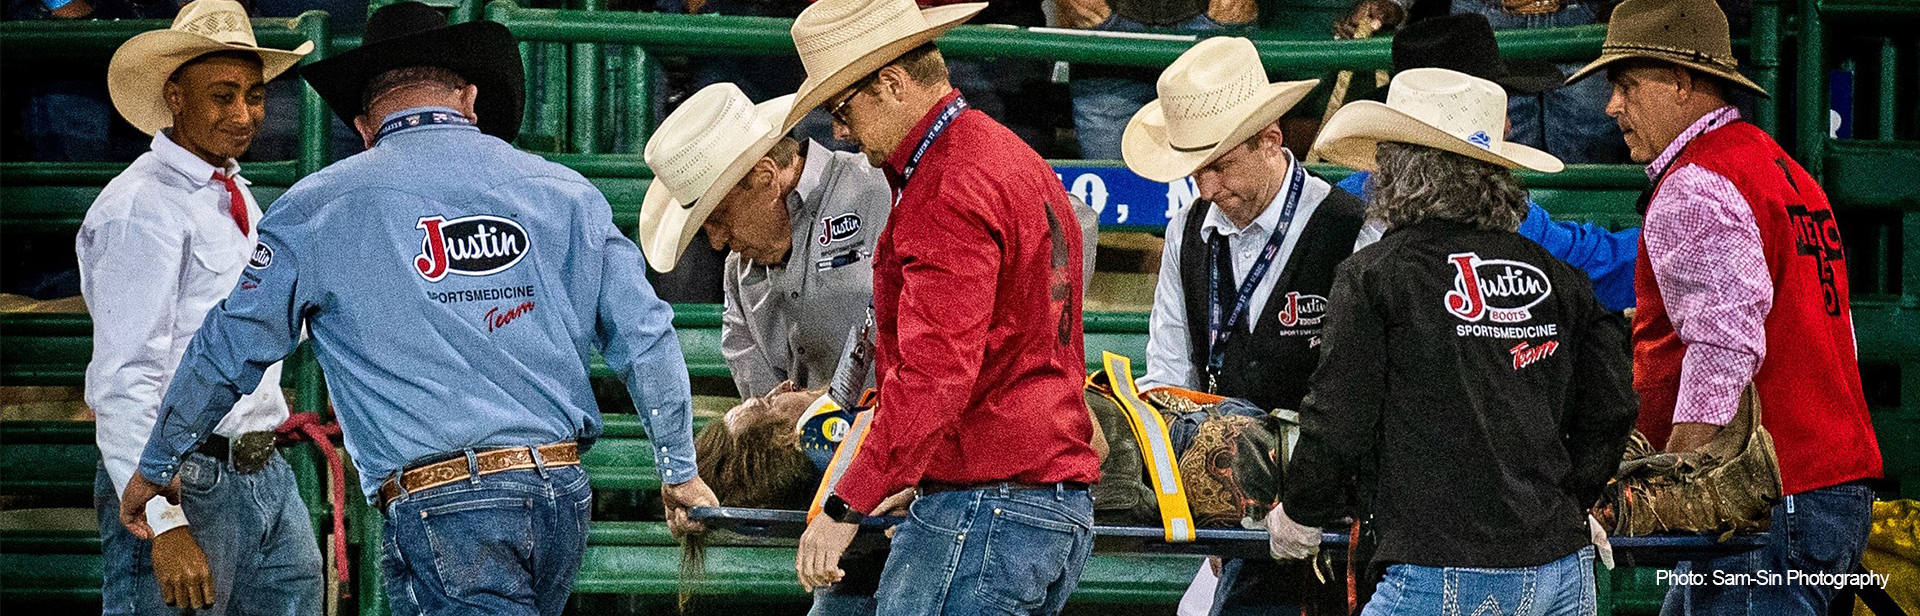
[231, 431, 277, 474]
[1502, 0, 1564, 15]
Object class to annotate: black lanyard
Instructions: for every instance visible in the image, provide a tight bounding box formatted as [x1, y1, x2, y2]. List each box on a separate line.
[374, 110, 473, 145]
[1203, 157, 1307, 392]
[898, 95, 968, 187]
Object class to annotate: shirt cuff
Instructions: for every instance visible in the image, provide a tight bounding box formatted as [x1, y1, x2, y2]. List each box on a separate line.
[146, 498, 190, 537]
[653, 439, 697, 485]
[1672, 343, 1758, 426]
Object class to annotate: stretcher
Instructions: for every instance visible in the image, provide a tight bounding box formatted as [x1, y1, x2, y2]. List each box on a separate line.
[688, 506, 1768, 566]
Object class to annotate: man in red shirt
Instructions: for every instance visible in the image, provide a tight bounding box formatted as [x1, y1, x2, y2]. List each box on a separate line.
[786, 0, 1101, 612]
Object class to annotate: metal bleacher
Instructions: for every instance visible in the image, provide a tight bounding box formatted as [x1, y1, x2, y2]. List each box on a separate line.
[1, 0, 1915, 613]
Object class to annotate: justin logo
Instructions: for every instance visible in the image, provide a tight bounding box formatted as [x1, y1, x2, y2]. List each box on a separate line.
[415, 215, 530, 282]
[1444, 252, 1552, 323]
[817, 213, 862, 246]
[1275, 292, 1328, 328]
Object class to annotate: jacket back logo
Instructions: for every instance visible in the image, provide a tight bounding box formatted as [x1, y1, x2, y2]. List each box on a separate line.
[818, 213, 862, 246]
[1444, 252, 1551, 323]
[1275, 292, 1327, 328]
[415, 215, 530, 282]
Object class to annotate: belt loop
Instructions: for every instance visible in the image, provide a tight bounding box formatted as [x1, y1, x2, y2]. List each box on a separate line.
[464, 448, 481, 486]
[1054, 482, 1064, 501]
[529, 445, 549, 479]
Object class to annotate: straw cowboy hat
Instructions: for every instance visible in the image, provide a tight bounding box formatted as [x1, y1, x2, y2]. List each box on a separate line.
[1313, 68, 1564, 173]
[637, 84, 794, 272]
[1566, 0, 1766, 96]
[301, 2, 525, 141]
[785, 0, 987, 130]
[1120, 37, 1320, 184]
[108, 0, 313, 136]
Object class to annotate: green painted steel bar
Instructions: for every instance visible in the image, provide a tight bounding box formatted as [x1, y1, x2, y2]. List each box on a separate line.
[571, 0, 604, 154]
[1751, 0, 1781, 134]
[0, 16, 315, 58]
[630, 46, 653, 148]
[1878, 37, 1898, 142]
[482, 1, 1612, 71]
[0, 160, 301, 186]
[1797, 0, 1826, 176]
[293, 11, 332, 177]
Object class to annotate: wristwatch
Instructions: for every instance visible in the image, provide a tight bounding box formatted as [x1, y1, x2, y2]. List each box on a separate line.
[821, 494, 865, 524]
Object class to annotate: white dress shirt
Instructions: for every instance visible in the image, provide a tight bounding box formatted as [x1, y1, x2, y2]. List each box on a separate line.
[1139, 160, 1381, 391]
[78, 130, 289, 536]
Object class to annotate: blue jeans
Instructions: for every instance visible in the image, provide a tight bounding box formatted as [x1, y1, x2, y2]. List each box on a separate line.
[378, 459, 592, 616]
[1362, 547, 1597, 616]
[1659, 482, 1875, 616]
[1450, 0, 1627, 164]
[95, 465, 181, 616]
[174, 451, 325, 616]
[1069, 14, 1251, 160]
[875, 484, 1096, 615]
[809, 587, 879, 616]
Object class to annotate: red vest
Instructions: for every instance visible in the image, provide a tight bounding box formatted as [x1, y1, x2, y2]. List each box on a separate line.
[1633, 121, 1882, 496]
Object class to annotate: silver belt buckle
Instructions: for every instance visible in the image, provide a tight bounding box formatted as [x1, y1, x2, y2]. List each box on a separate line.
[230, 431, 277, 474]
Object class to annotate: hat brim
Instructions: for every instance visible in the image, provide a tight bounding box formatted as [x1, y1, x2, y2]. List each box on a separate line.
[783, 2, 986, 131]
[1567, 50, 1769, 98]
[1120, 79, 1320, 184]
[108, 30, 313, 136]
[300, 21, 525, 142]
[638, 95, 794, 273]
[1497, 59, 1568, 94]
[1312, 100, 1565, 173]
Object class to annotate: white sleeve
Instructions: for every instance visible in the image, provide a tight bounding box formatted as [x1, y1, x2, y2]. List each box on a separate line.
[1139, 205, 1197, 391]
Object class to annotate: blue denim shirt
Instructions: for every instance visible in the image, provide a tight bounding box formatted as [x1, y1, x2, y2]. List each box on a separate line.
[139, 107, 697, 501]
[1338, 171, 1639, 311]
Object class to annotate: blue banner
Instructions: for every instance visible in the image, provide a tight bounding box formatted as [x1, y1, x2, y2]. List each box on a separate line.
[1054, 165, 1197, 230]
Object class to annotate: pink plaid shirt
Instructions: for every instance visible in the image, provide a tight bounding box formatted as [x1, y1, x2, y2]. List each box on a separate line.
[1643, 106, 1769, 427]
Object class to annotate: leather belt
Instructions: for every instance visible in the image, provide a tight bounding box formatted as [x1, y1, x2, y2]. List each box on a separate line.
[195, 431, 279, 474]
[917, 480, 1091, 496]
[377, 442, 580, 511]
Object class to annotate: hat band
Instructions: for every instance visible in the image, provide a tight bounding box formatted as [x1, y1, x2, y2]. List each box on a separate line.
[1602, 42, 1737, 70]
[1171, 139, 1219, 153]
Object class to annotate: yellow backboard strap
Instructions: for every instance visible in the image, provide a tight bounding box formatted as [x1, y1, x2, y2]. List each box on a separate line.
[807, 410, 875, 522]
[1102, 351, 1196, 542]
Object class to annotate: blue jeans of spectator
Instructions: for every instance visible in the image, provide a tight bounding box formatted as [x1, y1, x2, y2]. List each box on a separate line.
[95, 464, 182, 616]
[378, 459, 592, 616]
[21, 80, 115, 162]
[1362, 546, 1597, 616]
[875, 484, 1095, 615]
[1070, 14, 1251, 160]
[1660, 482, 1875, 616]
[174, 451, 324, 616]
[1450, 0, 1627, 164]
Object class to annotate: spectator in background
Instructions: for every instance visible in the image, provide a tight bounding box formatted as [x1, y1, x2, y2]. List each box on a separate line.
[1059, 0, 1256, 160]
[81, 2, 321, 613]
[1332, 13, 1638, 311]
[1338, 0, 1628, 164]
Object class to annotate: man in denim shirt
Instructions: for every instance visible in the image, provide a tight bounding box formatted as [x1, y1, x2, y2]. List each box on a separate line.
[117, 5, 717, 615]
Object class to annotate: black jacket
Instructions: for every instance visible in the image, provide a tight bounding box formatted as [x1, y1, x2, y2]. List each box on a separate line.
[1284, 220, 1636, 569]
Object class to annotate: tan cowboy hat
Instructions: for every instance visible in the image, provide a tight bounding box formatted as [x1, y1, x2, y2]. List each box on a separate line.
[1120, 37, 1320, 184]
[108, 0, 314, 136]
[638, 84, 794, 272]
[785, 0, 986, 130]
[1566, 0, 1766, 96]
[1313, 68, 1564, 173]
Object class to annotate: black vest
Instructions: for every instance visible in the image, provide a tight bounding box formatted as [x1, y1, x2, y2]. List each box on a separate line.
[1179, 182, 1366, 411]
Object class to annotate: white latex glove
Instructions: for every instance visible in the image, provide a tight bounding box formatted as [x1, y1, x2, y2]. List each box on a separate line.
[1264, 504, 1320, 560]
[1588, 514, 1615, 570]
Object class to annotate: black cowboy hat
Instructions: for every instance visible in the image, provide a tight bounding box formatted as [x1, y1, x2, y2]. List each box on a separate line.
[300, 2, 523, 142]
[1392, 13, 1565, 94]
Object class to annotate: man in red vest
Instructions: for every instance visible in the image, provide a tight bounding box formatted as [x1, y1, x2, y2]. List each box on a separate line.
[1569, 0, 1882, 613]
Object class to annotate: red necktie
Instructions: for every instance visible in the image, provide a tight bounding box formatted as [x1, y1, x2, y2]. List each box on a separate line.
[212, 171, 250, 235]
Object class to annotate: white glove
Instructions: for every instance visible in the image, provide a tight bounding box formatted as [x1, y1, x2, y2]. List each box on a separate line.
[1588, 514, 1615, 570]
[1264, 504, 1320, 560]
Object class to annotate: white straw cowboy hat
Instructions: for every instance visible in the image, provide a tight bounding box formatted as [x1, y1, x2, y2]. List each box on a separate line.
[785, 0, 986, 130]
[1565, 0, 1767, 97]
[638, 84, 794, 272]
[108, 0, 313, 136]
[1312, 68, 1564, 173]
[1120, 37, 1320, 184]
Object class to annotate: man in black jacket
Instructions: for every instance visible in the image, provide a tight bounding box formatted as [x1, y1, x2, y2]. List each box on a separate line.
[1271, 67, 1636, 615]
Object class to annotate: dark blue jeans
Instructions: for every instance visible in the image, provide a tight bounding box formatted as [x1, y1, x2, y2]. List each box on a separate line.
[378, 458, 592, 616]
[1362, 547, 1597, 616]
[875, 484, 1096, 615]
[1659, 482, 1875, 616]
[95, 465, 180, 616]
[175, 452, 324, 616]
[1450, 0, 1628, 164]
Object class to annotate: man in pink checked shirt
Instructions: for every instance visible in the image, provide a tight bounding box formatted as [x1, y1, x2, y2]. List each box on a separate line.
[1568, 0, 1882, 614]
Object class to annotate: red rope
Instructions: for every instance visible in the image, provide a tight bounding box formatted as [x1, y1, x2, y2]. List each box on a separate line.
[1347, 519, 1361, 615]
[277, 412, 350, 599]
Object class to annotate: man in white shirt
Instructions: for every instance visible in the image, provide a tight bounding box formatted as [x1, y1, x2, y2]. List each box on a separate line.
[1121, 37, 1373, 616]
[78, 2, 319, 613]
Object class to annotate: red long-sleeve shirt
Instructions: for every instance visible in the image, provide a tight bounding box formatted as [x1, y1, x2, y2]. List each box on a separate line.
[833, 90, 1101, 512]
